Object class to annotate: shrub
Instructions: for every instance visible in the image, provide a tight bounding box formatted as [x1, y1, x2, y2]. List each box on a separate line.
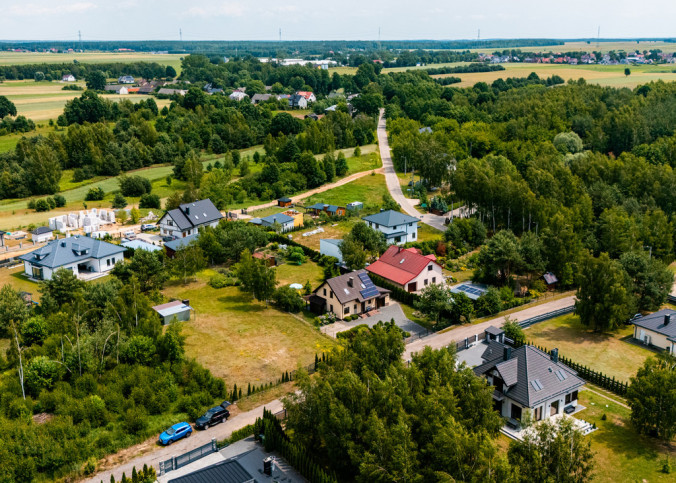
[209, 273, 238, 288]
[273, 286, 305, 312]
[112, 193, 127, 209]
[85, 186, 105, 201]
[119, 175, 151, 197]
[139, 193, 161, 209]
[34, 198, 50, 212]
[123, 407, 148, 434]
[53, 194, 66, 207]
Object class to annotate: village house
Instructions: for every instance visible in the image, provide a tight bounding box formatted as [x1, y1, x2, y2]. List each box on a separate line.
[158, 199, 223, 239]
[288, 94, 308, 109]
[229, 91, 248, 101]
[296, 91, 317, 103]
[158, 88, 187, 96]
[309, 270, 390, 320]
[249, 211, 299, 232]
[362, 210, 418, 245]
[61, 74, 76, 82]
[631, 309, 676, 353]
[474, 336, 585, 428]
[31, 226, 53, 244]
[306, 202, 346, 217]
[104, 85, 129, 95]
[251, 93, 274, 104]
[118, 75, 135, 84]
[19, 235, 125, 281]
[366, 245, 443, 293]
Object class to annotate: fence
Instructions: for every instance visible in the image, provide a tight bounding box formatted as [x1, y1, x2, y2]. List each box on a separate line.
[667, 294, 676, 304]
[517, 305, 575, 329]
[158, 439, 217, 476]
[454, 331, 486, 353]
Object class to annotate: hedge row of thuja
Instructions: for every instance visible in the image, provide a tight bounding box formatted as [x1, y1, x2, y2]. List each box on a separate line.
[254, 408, 338, 483]
[106, 464, 155, 483]
[517, 340, 630, 397]
[368, 273, 421, 306]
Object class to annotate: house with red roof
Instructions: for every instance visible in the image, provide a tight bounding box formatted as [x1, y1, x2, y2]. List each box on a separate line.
[366, 245, 444, 293]
[296, 91, 316, 103]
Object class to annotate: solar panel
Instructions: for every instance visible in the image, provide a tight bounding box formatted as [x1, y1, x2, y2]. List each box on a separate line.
[359, 273, 380, 299]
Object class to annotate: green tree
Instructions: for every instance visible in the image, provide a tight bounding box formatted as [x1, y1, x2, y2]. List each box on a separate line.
[165, 65, 177, 78]
[339, 237, 366, 270]
[0, 95, 17, 118]
[170, 243, 207, 284]
[111, 193, 127, 209]
[553, 131, 584, 154]
[286, 246, 306, 265]
[130, 207, 141, 224]
[502, 316, 525, 344]
[236, 250, 277, 305]
[34, 71, 45, 82]
[139, 193, 161, 209]
[273, 286, 305, 312]
[85, 70, 106, 91]
[620, 251, 673, 312]
[182, 154, 204, 188]
[416, 284, 451, 325]
[625, 67, 631, 77]
[85, 186, 105, 201]
[575, 252, 635, 332]
[475, 230, 523, 284]
[627, 352, 676, 442]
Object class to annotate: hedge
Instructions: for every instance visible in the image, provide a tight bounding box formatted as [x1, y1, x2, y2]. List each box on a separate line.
[368, 273, 421, 306]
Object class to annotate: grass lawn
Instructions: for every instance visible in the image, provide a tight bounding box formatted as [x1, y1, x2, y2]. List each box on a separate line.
[577, 389, 675, 482]
[417, 223, 443, 243]
[274, 260, 324, 291]
[162, 269, 337, 388]
[524, 314, 654, 382]
[0, 265, 40, 298]
[301, 173, 388, 211]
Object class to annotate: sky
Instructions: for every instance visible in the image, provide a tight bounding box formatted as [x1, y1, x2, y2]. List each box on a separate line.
[1, 0, 674, 41]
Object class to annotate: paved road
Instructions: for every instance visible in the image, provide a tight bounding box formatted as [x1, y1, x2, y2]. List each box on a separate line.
[403, 295, 576, 360]
[377, 108, 448, 232]
[82, 398, 285, 483]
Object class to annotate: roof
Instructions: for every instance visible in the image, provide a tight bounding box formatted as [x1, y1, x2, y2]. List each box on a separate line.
[320, 238, 343, 247]
[153, 300, 193, 318]
[297, 91, 315, 99]
[162, 199, 222, 231]
[277, 196, 292, 202]
[32, 226, 52, 235]
[317, 269, 389, 305]
[362, 210, 419, 227]
[251, 93, 273, 102]
[474, 343, 585, 407]
[261, 213, 294, 225]
[485, 325, 504, 336]
[19, 236, 125, 269]
[121, 239, 162, 252]
[633, 309, 676, 341]
[366, 246, 441, 286]
[164, 234, 199, 251]
[168, 459, 253, 483]
[543, 272, 558, 284]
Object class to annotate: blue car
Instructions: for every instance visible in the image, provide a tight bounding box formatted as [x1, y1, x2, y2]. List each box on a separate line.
[159, 422, 192, 445]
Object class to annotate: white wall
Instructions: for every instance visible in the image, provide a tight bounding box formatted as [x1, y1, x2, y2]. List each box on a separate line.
[634, 325, 675, 353]
[32, 233, 53, 244]
[366, 220, 418, 245]
[320, 240, 343, 263]
[405, 262, 444, 293]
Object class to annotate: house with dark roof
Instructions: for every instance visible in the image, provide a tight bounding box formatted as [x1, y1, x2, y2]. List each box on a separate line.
[288, 94, 308, 109]
[249, 213, 295, 232]
[306, 202, 346, 217]
[159, 199, 223, 239]
[164, 233, 199, 258]
[362, 210, 418, 245]
[167, 459, 253, 483]
[632, 309, 676, 353]
[118, 75, 135, 84]
[31, 226, 53, 243]
[310, 269, 389, 319]
[277, 196, 293, 208]
[251, 93, 274, 104]
[474, 342, 585, 425]
[19, 235, 125, 281]
[366, 245, 443, 293]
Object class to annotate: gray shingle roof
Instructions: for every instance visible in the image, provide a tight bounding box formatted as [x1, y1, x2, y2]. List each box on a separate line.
[475, 343, 584, 408]
[318, 269, 389, 305]
[321, 239, 343, 247]
[485, 325, 504, 336]
[261, 213, 294, 225]
[32, 226, 52, 235]
[362, 210, 419, 227]
[633, 309, 676, 341]
[19, 236, 125, 269]
[162, 199, 222, 231]
[164, 234, 199, 251]
[167, 459, 253, 483]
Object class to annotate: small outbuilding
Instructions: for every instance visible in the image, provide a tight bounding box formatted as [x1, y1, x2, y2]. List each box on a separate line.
[542, 272, 558, 289]
[31, 226, 54, 243]
[153, 300, 193, 324]
[277, 196, 293, 208]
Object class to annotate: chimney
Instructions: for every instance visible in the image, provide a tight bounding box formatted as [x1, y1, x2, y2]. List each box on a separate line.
[665, 314, 671, 326]
[551, 348, 559, 363]
[182, 299, 190, 306]
[348, 277, 353, 288]
[503, 346, 511, 361]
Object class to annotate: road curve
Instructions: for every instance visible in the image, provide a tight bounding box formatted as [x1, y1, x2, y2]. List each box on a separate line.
[377, 108, 448, 232]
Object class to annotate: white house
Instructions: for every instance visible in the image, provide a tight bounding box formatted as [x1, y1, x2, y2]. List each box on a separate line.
[296, 91, 317, 103]
[61, 74, 76, 82]
[366, 245, 443, 293]
[31, 226, 54, 244]
[104, 85, 129, 95]
[159, 199, 223, 239]
[229, 91, 248, 101]
[118, 75, 135, 84]
[475, 340, 585, 428]
[249, 213, 295, 233]
[319, 239, 343, 263]
[362, 210, 418, 245]
[19, 236, 125, 281]
[632, 309, 676, 353]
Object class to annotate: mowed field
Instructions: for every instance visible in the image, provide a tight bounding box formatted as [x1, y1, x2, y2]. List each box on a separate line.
[433, 62, 676, 88]
[463, 40, 676, 55]
[0, 51, 183, 71]
[0, 80, 172, 122]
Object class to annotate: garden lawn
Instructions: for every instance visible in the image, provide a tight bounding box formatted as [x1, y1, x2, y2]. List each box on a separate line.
[417, 223, 443, 242]
[162, 270, 337, 388]
[577, 389, 675, 482]
[524, 314, 653, 382]
[0, 265, 40, 298]
[301, 173, 388, 211]
[274, 260, 324, 290]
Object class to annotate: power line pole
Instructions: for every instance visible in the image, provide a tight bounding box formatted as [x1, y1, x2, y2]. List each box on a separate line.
[597, 26, 600, 48]
[78, 30, 82, 51]
[179, 28, 182, 42]
[279, 28, 281, 42]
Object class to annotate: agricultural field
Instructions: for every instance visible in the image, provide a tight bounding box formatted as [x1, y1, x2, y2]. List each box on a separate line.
[464, 40, 676, 55]
[524, 314, 654, 382]
[433, 62, 676, 88]
[0, 51, 184, 71]
[162, 268, 337, 388]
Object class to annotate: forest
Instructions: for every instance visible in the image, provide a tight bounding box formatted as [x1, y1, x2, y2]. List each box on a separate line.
[0, 61, 169, 82]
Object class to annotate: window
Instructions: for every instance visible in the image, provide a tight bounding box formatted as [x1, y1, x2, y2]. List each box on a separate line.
[344, 307, 349, 314]
[534, 405, 543, 421]
[565, 390, 579, 404]
[323, 288, 326, 296]
[330, 291, 333, 299]
[412, 232, 416, 239]
[329, 305, 333, 312]
[428, 265, 433, 271]
[424, 279, 429, 286]
[432, 277, 436, 283]
[354, 304, 357, 311]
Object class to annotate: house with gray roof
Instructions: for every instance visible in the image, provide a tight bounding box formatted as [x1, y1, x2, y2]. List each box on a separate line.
[320, 239, 343, 263]
[632, 309, 676, 353]
[19, 235, 125, 281]
[249, 213, 295, 232]
[31, 226, 53, 243]
[164, 233, 199, 258]
[362, 210, 419, 245]
[159, 199, 223, 239]
[474, 342, 585, 426]
[309, 269, 389, 319]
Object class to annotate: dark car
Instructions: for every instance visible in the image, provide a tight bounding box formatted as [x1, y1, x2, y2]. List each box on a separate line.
[162, 235, 175, 243]
[195, 405, 230, 430]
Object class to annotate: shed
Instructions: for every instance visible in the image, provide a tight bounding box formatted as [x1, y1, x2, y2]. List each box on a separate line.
[347, 201, 363, 211]
[484, 325, 505, 343]
[153, 300, 193, 324]
[31, 226, 54, 243]
[277, 196, 293, 208]
[543, 272, 558, 288]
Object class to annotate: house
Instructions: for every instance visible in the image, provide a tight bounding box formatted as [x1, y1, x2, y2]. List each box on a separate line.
[251, 93, 274, 104]
[277, 196, 293, 208]
[159, 199, 223, 239]
[362, 210, 418, 245]
[249, 213, 295, 232]
[366, 245, 443, 293]
[319, 239, 343, 263]
[296, 91, 316, 103]
[229, 91, 248, 101]
[158, 88, 187, 96]
[153, 300, 193, 324]
[306, 202, 346, 217]
[31, 226, 53, 243]
[347, 201, 363, 211]
[118, 75, 135, 84]
[61, 74, 76, 82]
[310, 269, 390, 320]
[632, 309, 676, 353]
[203, 83, 223, 94]
[281, 210, 304, 228]
[289, 94, 308, 109]
[474, 342, 585, 426]
[252, 251, 277, 266]
[542, 272, 558, 289]
[19, 235, 125, 281]
[164, 234, 199, 258]
[104, 85, 129, 95]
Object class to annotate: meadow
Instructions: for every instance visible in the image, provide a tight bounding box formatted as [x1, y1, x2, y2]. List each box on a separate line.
[0, 51, 183, 71]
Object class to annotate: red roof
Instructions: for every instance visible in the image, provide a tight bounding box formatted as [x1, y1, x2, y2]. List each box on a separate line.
[366, 245, 441, 285]
[297, 91, 314, 99]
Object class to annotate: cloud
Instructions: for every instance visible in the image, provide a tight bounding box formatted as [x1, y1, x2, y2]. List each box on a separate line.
[184, 3, 245, 17]
[8, 2, 97, 16]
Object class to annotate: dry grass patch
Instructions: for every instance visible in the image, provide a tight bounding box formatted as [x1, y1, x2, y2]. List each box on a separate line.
[0, 265, 40, 298]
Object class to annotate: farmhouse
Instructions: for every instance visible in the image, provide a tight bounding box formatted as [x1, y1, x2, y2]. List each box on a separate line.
[296, 91, 316, 103]
[362, 210, 418, 245]
[310, 270, 390, 320]
[61, 74, 76, 82]
[251, 93, 274, 104]
[159, 199, 223, 239]
[319, 239, 343, 263]
[289, 94, 308, 109]
[158, 88, 187, 96]
[104, 85, 129, 95]
[118, 75, 135, 84]
[153, 300, 193, 324]
[31, 226, 53, 243]
[366, 245, 443, 293]
[474, 342, 585, 427]
[229, 91, 248, 101]
[631, 309, 676, 353]
[306, 202, 346, 217]
[19, 236, 125, 281]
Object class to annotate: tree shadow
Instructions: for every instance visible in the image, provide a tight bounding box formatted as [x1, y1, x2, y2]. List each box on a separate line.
[217, 294, 266, 313]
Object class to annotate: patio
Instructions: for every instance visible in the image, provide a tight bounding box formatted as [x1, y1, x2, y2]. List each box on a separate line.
[500, 407, 597, 441]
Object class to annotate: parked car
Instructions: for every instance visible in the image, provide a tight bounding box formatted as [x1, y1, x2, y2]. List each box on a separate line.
[195, 403, 230, 430]
[158, 422, 192, 445]
[141, 224, 157, 232]
[124, 231, 136, 239]
[162, 235, 175, 243]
